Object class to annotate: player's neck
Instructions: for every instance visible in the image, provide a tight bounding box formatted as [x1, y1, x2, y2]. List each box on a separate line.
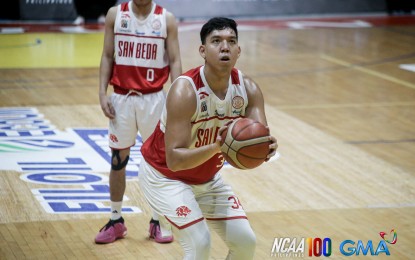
[203, 66, 230, 99]
[131, 1, 153, 20]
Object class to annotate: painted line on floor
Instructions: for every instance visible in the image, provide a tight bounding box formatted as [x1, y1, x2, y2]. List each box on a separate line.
[320, 54, 415, 90]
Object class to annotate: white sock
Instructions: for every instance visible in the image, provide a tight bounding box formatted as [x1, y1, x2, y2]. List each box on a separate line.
[159, 217, 173, 237]
[110, 201, 122, 220]
[152, 211, 159, 221]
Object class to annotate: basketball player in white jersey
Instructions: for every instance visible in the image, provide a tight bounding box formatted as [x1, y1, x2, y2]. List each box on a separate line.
[139, 17, 278, 259]
[96, 0, 182, 244]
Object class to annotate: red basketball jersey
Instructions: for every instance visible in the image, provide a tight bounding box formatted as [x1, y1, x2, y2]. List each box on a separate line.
[141, 66, 248, 184]
[110, 1, 170, 94]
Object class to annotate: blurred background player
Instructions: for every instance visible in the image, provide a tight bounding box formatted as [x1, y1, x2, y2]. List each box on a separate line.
[96, 0, 182, 244]
[139, 17, 278, 259]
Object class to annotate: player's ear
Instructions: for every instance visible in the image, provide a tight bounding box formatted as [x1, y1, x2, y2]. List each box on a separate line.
[238, 46, 241, 57]
[199, 45, 206, 59]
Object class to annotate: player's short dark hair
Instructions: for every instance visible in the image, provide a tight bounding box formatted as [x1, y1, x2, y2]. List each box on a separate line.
[200, 17, 238, 44]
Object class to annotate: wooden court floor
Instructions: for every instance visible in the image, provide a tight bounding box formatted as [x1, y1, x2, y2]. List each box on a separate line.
[1, 16, 415, 259]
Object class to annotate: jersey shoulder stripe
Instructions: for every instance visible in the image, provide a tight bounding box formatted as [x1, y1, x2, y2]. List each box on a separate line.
[230, 68, 240, 85]
[121, 2, 129, 11]
[155, 5, 163, 14]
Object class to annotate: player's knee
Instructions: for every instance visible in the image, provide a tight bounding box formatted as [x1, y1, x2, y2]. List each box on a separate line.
[242, 230, 256, 253]
[111, 149, 129, 171]
[236, 229, 256, 253]
[195, 233, 211, 255]
[227, 223, 256, 259]
[181, 224, 211, 260]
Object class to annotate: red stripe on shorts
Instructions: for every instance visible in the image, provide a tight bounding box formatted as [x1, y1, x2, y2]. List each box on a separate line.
[165, 216, 205, 230]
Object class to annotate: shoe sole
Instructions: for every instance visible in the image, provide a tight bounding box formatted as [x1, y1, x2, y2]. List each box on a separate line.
[95, 230, 127, 244]
[150, 236, 174, 244]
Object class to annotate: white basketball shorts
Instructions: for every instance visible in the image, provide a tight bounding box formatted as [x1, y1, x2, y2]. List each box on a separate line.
[109, 90, 165, 149]
[139, 159, 248, 229]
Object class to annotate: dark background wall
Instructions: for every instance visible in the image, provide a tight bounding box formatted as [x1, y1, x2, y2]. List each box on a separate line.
[18, 0, 77, 21]
[153, 0, 388, 20]
[1, 0, 414, 22]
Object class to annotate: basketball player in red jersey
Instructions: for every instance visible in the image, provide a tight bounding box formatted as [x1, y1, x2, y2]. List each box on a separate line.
[140, 17, 278, 259]
[96, 0, 182, 244]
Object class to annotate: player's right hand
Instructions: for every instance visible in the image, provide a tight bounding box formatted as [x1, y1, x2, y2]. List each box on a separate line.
[99, 95, 115, 119]
[216, 119, 234, 144]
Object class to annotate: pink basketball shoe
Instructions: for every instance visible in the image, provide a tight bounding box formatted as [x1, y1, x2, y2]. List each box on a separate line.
[95, 217, 127, 244]
[149, 219, 173, 243]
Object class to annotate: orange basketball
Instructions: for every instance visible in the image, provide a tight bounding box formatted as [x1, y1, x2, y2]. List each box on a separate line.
[220, 118, 271, 169]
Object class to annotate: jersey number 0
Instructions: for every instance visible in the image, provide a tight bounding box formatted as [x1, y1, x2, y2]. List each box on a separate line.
[146, 69, 154, 82]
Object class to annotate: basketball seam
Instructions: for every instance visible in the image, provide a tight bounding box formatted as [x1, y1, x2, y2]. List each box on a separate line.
[228, 141, 270, 159]
[233, 121, 260, 140]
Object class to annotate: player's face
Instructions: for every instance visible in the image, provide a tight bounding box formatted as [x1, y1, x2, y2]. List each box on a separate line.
[200, 28, 241, 69]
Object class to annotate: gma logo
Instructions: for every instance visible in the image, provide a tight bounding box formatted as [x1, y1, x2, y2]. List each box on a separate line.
[340, 240, 390, 256]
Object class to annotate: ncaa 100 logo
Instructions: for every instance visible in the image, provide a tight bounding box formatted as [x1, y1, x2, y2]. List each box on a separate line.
[271, 237, 331, 257]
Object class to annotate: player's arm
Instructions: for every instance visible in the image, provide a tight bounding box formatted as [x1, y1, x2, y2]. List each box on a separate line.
[165, 11, 182, 83]
[244, 75, 268, 125]
[164, 79, 221, 172]
[99, 7, 117, 119]
[244, 75, 278, 160]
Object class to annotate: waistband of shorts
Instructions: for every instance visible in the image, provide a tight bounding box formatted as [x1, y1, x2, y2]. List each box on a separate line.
[113, 85, 163, 95]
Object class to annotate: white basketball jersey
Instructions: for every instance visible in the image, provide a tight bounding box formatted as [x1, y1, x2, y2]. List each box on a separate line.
[110, 1, 170, 93]
[141, 66, 249, 184]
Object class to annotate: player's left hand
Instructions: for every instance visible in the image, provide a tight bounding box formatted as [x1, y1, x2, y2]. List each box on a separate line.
[266, 135, 278, 161]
